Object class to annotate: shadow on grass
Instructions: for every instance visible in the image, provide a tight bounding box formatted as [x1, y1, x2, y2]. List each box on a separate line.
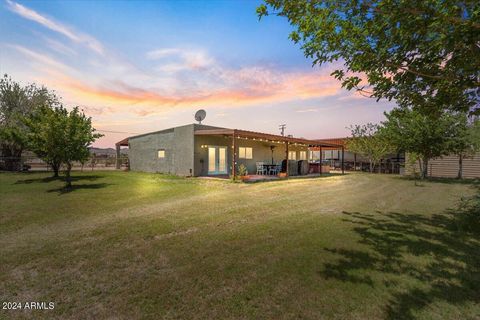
[47, 183, 111, 195]
[15, 175, 103, 184]
[394, 175, 480, 186]
[320, 186, 480, 319]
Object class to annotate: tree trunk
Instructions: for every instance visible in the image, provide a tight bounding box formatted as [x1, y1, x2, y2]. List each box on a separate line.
[51, 161, 60, 178]
[457, 154, 463, 179]
[421, 157, 429, 179]
[65, 163, 72, 189]
[369, 160, 373, 173]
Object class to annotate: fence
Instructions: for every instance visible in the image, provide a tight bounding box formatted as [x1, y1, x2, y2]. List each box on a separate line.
[405, 153, 480, 179]
[323, 159, 404, 174]
[0, 156, 129, 172]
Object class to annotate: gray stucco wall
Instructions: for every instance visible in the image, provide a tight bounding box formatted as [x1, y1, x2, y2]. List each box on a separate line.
[128, 124, 195, 175]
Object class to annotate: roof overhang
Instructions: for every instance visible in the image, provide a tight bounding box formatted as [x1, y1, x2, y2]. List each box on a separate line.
[115, 137, 129, 147]
[195, 129, 342, 148]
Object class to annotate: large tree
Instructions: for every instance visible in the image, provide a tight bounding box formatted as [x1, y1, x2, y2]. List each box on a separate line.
[24, 105, 65, 177]
[257, 0, 480, 115]
[25, 105, 102, 188]
[447, 116, 480, 178]
[346, 123, 392, 172]
[0, 75, 58, 170]
[59, 106, 102, 188]
[381, 108, 467, 178]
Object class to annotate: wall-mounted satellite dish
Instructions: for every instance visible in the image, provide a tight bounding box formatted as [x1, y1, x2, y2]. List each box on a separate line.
[195, 109, 206, 124]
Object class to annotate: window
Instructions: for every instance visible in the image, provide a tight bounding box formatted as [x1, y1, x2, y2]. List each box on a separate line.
[157, 149, 165, 158]
[299, 151, 307, 160]
[239, 147, 253, 159]
[288, 151, 296, 160]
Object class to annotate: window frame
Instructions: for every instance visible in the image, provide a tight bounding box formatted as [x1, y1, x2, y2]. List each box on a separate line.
[299, 151, 307, 160]
[238, 147, 253, 159]
[157, 149, 166, 159]
[288, 151, 297, 160]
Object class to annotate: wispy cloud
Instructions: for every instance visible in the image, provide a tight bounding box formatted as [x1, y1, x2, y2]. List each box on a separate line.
[147, 47, 214, 72]
[5, 0, 104, 55]
[296, 108, 318, 113]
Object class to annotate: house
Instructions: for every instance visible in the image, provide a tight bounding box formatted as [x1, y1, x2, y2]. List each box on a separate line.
[115, 124, 343, 178]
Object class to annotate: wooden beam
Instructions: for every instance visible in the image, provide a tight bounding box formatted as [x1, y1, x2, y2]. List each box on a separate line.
[115, 144, 121, 169]
[319, 146, 322, 175]
[232, 130, 237, 179]
[285, 141, 289, 178]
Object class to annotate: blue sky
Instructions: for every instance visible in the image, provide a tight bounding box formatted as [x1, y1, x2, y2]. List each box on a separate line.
[0, 0, 394, 147]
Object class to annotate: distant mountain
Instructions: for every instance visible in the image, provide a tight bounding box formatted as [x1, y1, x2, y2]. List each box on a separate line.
[88, 147, 128, 156]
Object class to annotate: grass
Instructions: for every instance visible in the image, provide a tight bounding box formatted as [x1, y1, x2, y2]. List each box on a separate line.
[0, 171, 478, 319]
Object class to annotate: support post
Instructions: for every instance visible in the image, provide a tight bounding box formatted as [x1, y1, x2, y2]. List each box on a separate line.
[285, 141, 289, 177]
[115, 144, 121, 169]
[354, 153, 357, 171]
[341, 146, 345, 174]
[232, 131, 237, 180]
[319, 146, 322, 175]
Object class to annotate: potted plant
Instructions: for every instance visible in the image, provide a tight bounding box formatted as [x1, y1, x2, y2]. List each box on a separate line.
[237, 164, 248, 181]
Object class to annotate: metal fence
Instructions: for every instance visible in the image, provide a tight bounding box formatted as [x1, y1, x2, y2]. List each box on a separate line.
[0, 156, 129, 172]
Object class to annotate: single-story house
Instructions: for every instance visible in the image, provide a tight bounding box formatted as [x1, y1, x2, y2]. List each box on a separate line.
[115, 124, 343, 178]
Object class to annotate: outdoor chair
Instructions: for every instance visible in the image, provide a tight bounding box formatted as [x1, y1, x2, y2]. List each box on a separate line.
[269, 163, 281, 175]
[256, 162, 267, 175]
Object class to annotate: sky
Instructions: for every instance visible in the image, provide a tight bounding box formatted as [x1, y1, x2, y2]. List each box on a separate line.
[0, 0, 395, 148]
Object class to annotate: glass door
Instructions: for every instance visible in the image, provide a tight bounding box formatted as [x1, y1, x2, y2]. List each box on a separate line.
[208, 146, 228, 175]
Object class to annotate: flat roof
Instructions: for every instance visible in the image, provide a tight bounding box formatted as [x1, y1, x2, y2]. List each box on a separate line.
[116, 125, 344, 148]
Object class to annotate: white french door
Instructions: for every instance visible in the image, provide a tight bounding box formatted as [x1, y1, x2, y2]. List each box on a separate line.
[208, 146, 228, 175]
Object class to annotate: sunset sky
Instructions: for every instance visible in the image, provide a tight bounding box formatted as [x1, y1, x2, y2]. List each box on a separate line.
[0, 0, 395, 148]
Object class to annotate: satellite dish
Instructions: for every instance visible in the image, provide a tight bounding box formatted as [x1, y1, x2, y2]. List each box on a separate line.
[195, 109, 206, 124]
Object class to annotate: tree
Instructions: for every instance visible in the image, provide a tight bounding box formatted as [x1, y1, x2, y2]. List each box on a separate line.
[24, 105, 64, 177]
[25, 105, 102, 188]
[0, 75, 58, 171]
[381, 108, 466, 179]
[447, 116, 480, 178]
[257, 1, 480, 115]
[58, 106, 102, 188]
[346, 123, 392, 173]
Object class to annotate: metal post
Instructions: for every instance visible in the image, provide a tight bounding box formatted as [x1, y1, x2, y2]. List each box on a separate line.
[341, 146, 345, 174]
[115, 144, 121, 169]
[232, 131, 236, 179]
[319, 146, 322, 175]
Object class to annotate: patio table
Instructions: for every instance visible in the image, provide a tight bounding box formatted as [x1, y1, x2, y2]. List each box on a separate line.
[262, 164, 279, 175]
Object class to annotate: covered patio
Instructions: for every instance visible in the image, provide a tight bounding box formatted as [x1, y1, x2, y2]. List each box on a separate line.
[194, 128, 343, 179]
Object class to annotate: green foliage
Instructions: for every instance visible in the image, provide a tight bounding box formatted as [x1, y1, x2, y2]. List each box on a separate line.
[405, 152, 421, 184]
[258, 0, 480, 115]
[24, 105, 64, 176]
[453, 192, 480, 234]
[237, 163, 248, 176]
[382, 108, 468, 178]
[346, 123, 392, 172]
[0, 74, 58, 170]
[24, 105, 102, 187]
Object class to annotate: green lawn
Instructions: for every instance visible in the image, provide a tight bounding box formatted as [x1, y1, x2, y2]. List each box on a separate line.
[0, 171, 478, 319]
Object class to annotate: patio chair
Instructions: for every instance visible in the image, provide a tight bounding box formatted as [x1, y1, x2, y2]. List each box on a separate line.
[256, 162, 267, 175]
[268, 163, 281, 175]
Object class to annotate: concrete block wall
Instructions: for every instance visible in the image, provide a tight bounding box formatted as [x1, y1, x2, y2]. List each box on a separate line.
[128, 125, 195, 175]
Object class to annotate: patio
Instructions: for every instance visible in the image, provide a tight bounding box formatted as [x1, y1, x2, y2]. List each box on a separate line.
[195, 128, 345, 179]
